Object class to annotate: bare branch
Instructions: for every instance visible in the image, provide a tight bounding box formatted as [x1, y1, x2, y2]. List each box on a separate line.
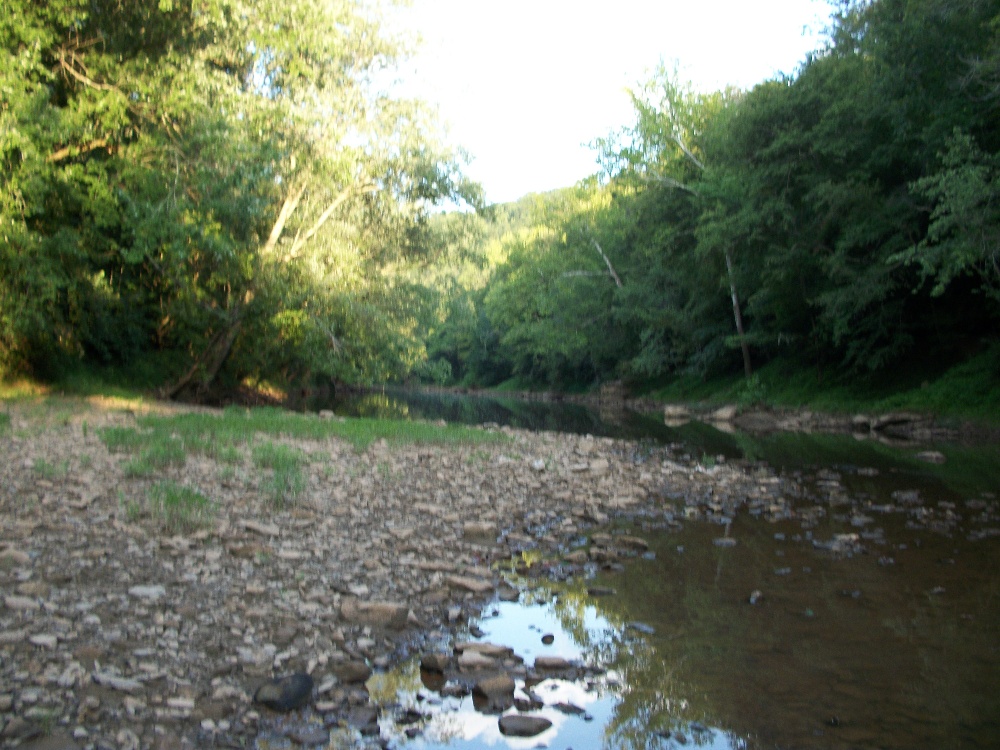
[284, 182, 377, 261]
[48, 138, 112, 163]
[673, 135, 705, 171]
[261, 184, 306, 257]
[640, 173, 700, 195]
[592, 239, 623, 288]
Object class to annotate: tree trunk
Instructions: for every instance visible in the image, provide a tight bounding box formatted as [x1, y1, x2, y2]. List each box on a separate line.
[724, 249, 753, 377]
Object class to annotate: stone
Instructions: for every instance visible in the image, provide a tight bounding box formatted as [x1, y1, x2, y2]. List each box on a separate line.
[0, 548, 31, 566]
[346, 705, 380, 734]
[534, 656, 572, 670]
[254, 672, 313, 712]
[420, 653, 450, 672]
[455, 642, 513, 659]
[340, 600, 408, 629]
[916, 450, 946, 464]
[458, 651, 497, 670]
[127, 585, 166, 601]
[663, 404, 690, 419]
[333, 660, 372, 684]
[709, 405, 738, 422]
[289, 725, 330, 746]
[472, 673, 515, 711]
[445, 575, 494, 594]
[498, 715, 553, 737]
[3, 595, 39, 611]
[463, 522, 496, 541]
[29, 633, 58, 648]
[19, 733, 82, 750]
[92, 671, 143, 693]
[243, 520, 280, 537]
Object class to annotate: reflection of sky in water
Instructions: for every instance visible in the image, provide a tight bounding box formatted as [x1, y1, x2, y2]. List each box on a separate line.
[380, 600, 741, 750]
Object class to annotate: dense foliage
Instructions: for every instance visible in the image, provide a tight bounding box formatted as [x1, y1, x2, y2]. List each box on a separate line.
[423, 0, 1000, 391]
[1, 0, 476, 395]
[4, 0, 998, 401]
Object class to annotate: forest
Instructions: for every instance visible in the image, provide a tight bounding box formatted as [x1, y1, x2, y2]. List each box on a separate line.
[2, 0, 999, 412]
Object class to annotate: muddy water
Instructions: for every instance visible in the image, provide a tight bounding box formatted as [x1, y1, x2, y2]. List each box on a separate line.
[374, 455, 1000, 750]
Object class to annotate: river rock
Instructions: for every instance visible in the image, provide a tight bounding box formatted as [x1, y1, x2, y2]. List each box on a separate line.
[458, 651, 498, 670]
[498, 715, 553, 737]
[534, 655, 572, 671]
[340, 599, 408, 629]
[445, 575, 494, 594]
[473, 672, 515, 711]
[127, 585, 166, 601]
[709, 405, 738, 422]
[333, 660, 372, 684]
[254, 672, 313, 712]
[420, 653, 450, 672]
[463, 521, 496, 541]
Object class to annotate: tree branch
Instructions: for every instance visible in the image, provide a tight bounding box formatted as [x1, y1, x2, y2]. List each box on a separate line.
[674, 135, 705, 171]
[262, 184, 307, 257]
[592, 239, 623, 288]
[640, 173, 700, 194]
[47, 138, 112, 163]
[284, 182, 377, 261]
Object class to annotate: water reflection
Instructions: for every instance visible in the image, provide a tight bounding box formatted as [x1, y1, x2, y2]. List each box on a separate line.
[375, 465, 999, 750]
[372, 597, 743, 750]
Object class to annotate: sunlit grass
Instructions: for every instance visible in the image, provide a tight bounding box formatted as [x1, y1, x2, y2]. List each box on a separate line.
[145, 482, 214, 533]
[33, 458, 69, 479]
[252, 441, 307, 507]
[136, 406, 502, 451]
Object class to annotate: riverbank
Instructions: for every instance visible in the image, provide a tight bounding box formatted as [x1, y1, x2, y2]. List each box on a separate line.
[0, 395, 782, 749]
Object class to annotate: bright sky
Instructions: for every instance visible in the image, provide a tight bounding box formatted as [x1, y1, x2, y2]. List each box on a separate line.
[389, 0, 831, 204]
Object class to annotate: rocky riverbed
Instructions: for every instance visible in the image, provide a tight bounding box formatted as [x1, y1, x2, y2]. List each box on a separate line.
[0, 396, 812, 749]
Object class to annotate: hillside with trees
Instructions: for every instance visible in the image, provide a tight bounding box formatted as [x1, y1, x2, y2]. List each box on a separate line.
[2, 0, 998, 414]
[420, 0, 1000, 407]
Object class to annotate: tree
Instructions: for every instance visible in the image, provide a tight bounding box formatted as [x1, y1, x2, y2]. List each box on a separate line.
[0, 0, 477, 391]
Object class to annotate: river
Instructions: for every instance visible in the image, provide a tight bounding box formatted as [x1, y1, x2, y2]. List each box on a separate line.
[305, 388, 1000, 749]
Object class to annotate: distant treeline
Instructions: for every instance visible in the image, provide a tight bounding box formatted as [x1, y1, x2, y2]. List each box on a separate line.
[420, 0, 1000, 392]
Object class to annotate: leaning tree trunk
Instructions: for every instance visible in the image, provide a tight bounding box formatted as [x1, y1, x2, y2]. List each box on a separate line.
[161, 314, 243, 401]
[724, 248, 753, 378]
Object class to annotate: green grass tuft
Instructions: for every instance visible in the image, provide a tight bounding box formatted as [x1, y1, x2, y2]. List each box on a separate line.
[252, 441, 306, 508]
[0, 412, 10, 434]
[145, 482, 214, 533]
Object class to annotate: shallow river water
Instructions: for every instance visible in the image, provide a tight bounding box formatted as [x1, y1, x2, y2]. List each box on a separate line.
[303, 390, 1000, 749]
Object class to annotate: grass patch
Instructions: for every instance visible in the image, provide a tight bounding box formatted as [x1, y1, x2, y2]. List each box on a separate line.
[33, 458, 69, 479]
[136, 406, 503, 451]
[145, 482, 214, 533]
[252, 441, 307, 507]
[101, 426, 187, 476]
[649, 345, 1000, 425]
[0, 412, 11, 434]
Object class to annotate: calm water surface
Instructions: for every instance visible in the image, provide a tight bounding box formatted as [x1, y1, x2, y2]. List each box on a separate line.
[308, 390, 1000, 749]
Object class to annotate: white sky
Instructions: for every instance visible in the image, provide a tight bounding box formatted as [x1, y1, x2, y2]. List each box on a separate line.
[388, 0, 831, 204]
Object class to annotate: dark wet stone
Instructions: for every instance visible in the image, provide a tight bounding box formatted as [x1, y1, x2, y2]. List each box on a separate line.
[554, 701, 585, 714]
[420, 653, 450, 672]
[497, 585, 520, 602]
[498, 715, 553, 737]
[472, 673, 515, 712]
[587, 586, 616, 597]
[541, 633, 555, 645]
[534, 655, 572, 671]
[254, 672, 313, 712]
